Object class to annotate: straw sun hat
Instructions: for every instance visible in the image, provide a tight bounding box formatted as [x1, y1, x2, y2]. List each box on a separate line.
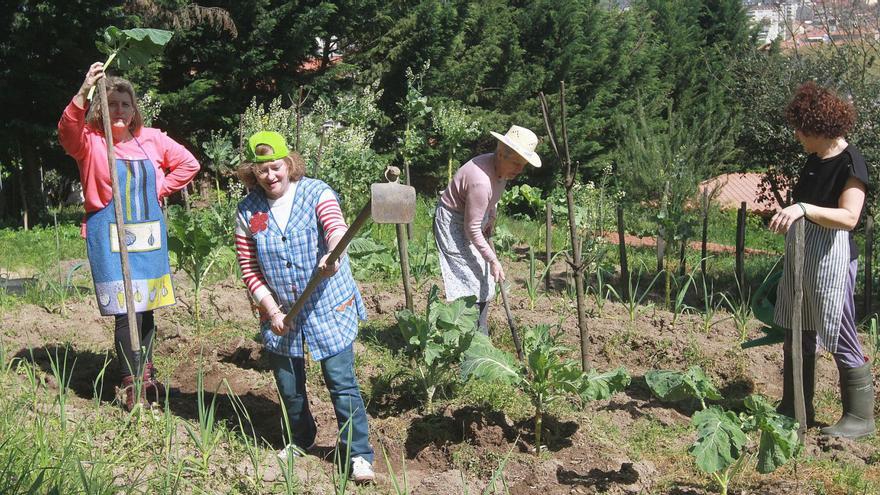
[490, 125, 542, 168]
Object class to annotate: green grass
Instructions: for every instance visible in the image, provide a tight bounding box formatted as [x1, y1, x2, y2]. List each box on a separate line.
[0, 223, 85, 273]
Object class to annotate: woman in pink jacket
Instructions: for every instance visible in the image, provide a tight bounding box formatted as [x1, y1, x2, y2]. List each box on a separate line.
[58, 62, 200, 410]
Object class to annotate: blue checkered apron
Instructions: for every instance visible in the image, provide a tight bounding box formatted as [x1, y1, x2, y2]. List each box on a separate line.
[238, 178, 366, 360]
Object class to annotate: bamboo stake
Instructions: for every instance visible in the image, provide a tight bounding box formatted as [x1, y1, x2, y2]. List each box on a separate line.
[97, 80, 141, 379]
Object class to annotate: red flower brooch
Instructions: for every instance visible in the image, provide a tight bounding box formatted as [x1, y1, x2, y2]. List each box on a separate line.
[250, 212, 269, 234]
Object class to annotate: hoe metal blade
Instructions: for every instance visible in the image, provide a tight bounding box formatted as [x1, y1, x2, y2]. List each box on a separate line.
[371, 182, 416, 224]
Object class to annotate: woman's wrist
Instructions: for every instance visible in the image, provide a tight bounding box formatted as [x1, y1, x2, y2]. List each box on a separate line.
[796, 202, 808, 218]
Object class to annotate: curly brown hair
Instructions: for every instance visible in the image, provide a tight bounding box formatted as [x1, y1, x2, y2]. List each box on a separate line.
[236, 144, 306, 190]
[785, 81, 856, 138]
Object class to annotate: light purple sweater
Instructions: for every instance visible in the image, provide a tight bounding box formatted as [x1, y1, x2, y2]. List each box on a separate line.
[439, 153, 507, 265]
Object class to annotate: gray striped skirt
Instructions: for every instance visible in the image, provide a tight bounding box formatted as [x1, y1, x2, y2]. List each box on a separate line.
[773, 221, 849, 353]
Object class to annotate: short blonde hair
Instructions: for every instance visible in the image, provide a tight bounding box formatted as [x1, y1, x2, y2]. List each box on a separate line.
[86, 76, 144, 134]
[236, 145, 306, 189]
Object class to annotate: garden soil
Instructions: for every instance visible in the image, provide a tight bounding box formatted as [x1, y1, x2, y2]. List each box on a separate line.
[2, 255, 878, 494]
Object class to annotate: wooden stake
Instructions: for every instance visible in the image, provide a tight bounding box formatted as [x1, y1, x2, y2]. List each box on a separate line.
[97, 80, 141, 375]
[616, 203, 629, 300]
[790, 218, 807, 442]
[545, 202, 552, 292]
[735, 201, 747, 290]
[396, 223, 413, 312]
[864, 214, 874, 318]
[701, 188, 709, 279]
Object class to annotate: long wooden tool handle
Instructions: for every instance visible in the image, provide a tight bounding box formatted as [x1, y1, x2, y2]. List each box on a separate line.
[490, 244, 523, 361]
[98, 80, 140, 361]
[283, 200, 372, 328]
[498, 280, 524, 361]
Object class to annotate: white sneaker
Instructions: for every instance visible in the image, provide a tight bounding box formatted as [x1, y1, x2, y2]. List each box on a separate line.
[350, 456, 375, 483]
[276, 441, 315, 462]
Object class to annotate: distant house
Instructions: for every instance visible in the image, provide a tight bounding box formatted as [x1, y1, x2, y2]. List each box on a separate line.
[699, 172, 787, 216]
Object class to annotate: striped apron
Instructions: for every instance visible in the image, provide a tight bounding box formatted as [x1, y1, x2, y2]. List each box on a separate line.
[773, 222, 849, 352]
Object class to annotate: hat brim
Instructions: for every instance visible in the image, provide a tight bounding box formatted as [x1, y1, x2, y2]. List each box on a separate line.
[490, 132, 542, 168]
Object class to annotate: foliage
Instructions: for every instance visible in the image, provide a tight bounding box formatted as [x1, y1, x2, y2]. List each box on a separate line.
[732, 44, 880, 212]
[395, 285, 479, 411]
[347, 234, 398, 280]
[96, 26, 173, 70]
[524, 247, 565, 310]
[399, 63, 433, 184]
[201, 129, 240, 202]
[645, 366, 800, 495]
[498, 184, 545, 220]
[462, 324, 630, 452]
[618, 262, 662, 322]
[617, 100, 736, 285]
[166, 204, 234, 323]
[645, 366, 722, 410]
[239, 84, 388, 213]
[432, 100, 480, 183]
[586, 266, 619, 318]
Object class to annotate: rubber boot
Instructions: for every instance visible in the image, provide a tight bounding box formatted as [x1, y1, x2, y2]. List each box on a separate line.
[821, 363, 876, 439]
[777, 352, 817, 427]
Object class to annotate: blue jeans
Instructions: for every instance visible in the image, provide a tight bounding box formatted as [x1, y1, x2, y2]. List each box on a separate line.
[269, 345, 373, 464]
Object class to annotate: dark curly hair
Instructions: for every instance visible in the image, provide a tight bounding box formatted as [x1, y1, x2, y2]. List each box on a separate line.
[784, 81, 856, 138]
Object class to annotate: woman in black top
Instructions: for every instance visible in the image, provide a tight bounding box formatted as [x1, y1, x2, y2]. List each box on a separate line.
[769, 81, 874, 439]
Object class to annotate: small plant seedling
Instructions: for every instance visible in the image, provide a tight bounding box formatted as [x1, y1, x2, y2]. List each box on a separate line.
[645, 366, 800, 495]
[463, 324, 630, 453]
[395, 285, 479, 411]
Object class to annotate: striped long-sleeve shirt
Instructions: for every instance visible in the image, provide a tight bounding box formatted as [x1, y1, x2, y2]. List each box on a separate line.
[234, 181, 346, 304]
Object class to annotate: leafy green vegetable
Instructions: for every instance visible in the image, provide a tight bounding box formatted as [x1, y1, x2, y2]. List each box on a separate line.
[395, 285, 478, 411]
[463, 325, 630, 453]
[645, 366, 722, 409]
[89, 26, 173, 100]
[744, 395, 799, 474]
[690, 406, 748, 474]
[96, 26, 173, 70]
[644, 364, 801, 494]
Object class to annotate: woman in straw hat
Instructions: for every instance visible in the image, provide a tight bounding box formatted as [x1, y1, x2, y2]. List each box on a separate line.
[433, 125, 541, 334]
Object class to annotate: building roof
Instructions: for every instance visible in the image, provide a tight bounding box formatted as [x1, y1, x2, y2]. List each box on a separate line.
[699, 172, 786, 215]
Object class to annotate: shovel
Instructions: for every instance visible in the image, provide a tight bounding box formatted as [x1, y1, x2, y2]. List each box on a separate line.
[283, 167, 416, 328]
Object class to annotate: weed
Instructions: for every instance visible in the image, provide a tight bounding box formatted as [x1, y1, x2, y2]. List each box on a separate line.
[586, 266, 619, 318]
[182, 366, 226, 474]
[693, 274, 731, 333]
[618, 263, 661, 322]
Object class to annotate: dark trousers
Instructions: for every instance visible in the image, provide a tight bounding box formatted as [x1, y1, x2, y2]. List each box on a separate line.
[114, 311, 155, 377]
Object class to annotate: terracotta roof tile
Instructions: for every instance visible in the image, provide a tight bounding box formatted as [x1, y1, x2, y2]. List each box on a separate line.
[700, 172, 786, 215]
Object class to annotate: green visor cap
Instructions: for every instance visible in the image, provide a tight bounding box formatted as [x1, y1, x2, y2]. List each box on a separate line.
[245, 131, 289, 163]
